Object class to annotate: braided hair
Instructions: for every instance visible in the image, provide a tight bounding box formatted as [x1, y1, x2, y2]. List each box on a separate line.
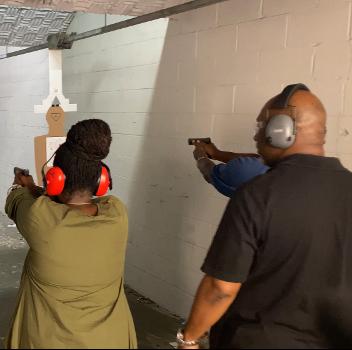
[53, 119, 112, 195]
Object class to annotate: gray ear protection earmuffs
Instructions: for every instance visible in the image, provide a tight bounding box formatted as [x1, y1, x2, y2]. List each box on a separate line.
[265, 83, 310, 149]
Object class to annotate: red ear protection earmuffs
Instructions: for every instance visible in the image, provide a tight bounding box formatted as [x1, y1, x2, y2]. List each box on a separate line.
[42, 158, 112, 197]
[44, 166, 66, 196]
[95, 163, 112, 196]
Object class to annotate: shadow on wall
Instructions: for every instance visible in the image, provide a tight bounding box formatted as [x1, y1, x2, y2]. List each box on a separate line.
[121, 17, 229, 318]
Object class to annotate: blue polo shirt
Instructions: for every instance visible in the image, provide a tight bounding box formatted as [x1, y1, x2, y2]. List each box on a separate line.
[211, 157, 269, 198]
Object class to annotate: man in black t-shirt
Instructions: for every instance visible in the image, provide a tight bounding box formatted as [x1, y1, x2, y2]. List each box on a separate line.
[176, 84, 352, 349]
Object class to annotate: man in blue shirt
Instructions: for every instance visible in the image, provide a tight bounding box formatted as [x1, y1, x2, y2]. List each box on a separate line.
[192, 141, 269, 197]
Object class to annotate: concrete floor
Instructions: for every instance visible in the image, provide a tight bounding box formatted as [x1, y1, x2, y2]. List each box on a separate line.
[0, 213, 182, 349]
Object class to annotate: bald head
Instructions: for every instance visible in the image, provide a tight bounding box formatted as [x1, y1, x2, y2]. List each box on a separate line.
[289, 90, 326, 146]
[255, 87, 327, 165]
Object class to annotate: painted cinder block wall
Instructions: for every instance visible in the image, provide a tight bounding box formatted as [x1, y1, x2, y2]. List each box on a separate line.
[0, 47, 48, 202]
[0, 0, 351, 318]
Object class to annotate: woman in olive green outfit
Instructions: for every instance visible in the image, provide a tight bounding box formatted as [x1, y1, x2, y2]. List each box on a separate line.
[5, 119, 137, 349]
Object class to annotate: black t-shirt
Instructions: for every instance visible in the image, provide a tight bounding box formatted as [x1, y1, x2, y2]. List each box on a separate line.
[202, 154, 352, 349]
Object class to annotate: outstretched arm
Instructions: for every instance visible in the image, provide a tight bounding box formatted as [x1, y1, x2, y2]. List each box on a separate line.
[193, 141, 261, 185]
[197, 141, 260, 163]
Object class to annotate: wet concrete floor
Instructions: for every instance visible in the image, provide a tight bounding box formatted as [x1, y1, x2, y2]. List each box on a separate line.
[0, 213, 182, 349]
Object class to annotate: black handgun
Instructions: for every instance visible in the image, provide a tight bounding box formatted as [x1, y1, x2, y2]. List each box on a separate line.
[188, 137, 211, 145]
[14, 167, 30, 176]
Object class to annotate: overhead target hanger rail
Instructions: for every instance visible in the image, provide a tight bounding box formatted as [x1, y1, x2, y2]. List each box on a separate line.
[0, 0, 227, 60]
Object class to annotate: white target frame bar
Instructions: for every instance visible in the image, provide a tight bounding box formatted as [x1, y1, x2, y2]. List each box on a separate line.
[34, 49, 77, 114]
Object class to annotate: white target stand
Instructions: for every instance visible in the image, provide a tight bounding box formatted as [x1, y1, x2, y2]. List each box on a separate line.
[34, 49, 77, 114]
[33, 48, 77, 184]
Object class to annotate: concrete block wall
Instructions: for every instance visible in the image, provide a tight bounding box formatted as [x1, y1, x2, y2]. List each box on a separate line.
[61, 0, 352, 317]
[0, 47, 48, 204]
[0, 0, 352, 318]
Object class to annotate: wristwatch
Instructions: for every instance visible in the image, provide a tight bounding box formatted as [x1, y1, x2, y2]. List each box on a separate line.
[176, 329, 200, 347]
